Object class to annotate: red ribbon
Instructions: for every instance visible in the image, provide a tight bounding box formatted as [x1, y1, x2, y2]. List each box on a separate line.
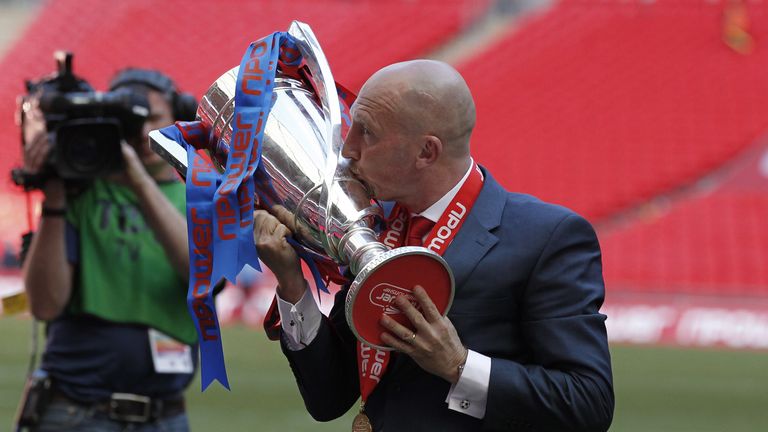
[356, 162, 484, 407]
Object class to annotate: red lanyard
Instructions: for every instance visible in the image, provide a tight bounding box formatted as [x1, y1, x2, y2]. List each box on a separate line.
[356, 162, 484, 410]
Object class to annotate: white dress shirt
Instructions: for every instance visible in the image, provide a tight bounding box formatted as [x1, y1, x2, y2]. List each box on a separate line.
[277, 158, 491, 419]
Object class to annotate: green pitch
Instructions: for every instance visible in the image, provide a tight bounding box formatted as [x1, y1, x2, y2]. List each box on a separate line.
[1, 317, 767, 431]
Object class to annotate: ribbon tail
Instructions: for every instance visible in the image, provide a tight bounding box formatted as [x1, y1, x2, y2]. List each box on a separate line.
[199, 340, 231, 391]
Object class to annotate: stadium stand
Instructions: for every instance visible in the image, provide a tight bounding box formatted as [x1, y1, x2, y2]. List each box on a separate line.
[451, 0, 768, 347]
[601, 139, 768, 298]
[456, 0, 768, 221]
[1, 0, 767, 348]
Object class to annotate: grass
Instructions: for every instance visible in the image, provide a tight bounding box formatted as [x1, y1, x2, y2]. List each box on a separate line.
[610, 344, 768, 431]
[2, 316, 767, 431]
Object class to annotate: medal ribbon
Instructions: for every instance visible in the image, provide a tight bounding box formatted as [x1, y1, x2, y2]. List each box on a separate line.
[355, 162, 484, 412]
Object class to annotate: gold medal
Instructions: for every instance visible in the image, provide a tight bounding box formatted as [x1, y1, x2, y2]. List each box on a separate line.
[352, 411, 373, 432]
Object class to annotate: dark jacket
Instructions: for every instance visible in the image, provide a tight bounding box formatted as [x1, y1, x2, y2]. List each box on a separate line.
[281, 168, 614, 431]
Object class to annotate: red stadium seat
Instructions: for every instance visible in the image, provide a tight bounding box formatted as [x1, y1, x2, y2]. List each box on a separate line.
[457, 0, 768, 221]
[454, 0, 768, 298]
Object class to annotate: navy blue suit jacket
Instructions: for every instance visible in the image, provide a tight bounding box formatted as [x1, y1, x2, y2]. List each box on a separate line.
[281, 168, 614, 431]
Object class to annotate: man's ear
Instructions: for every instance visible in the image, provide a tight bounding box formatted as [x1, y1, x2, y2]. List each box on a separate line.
[416, 135, 442, 168]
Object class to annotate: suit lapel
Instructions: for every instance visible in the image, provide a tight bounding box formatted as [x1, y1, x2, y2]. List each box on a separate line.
[442, 168, 505, 290]
[387, 168, 506, 374]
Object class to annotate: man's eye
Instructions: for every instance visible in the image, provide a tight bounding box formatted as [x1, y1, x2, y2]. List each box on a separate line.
[362, 127, 371, 136]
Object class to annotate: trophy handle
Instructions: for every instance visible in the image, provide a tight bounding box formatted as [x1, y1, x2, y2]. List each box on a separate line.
[288, 20, 348, 259]
[288, 21, 343, 153]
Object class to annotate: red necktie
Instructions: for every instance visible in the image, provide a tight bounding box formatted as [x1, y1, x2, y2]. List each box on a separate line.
[406, 216, 435, 246]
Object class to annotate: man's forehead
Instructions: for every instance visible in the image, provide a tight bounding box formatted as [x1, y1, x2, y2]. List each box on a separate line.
[350, 102, 374, 126]
[351, 84, 404, 120]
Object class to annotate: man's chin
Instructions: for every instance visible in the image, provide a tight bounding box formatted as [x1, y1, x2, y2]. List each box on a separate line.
[356, 177, 375, 198]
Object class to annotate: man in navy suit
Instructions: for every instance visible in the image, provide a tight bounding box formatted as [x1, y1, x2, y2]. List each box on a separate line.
[253, 60, 614, 431]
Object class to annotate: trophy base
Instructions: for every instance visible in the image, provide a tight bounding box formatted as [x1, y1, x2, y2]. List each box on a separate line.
[345, 247, 455, 350]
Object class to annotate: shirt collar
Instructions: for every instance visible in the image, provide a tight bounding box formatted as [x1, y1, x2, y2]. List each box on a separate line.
[416, 158, 474, 223]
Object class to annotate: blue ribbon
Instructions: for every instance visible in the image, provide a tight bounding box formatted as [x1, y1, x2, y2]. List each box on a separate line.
[159, 124, 230, 390]
[158, 33, 352, 391]
[162, 32, 300, 391]
[211, 35, 283, 283]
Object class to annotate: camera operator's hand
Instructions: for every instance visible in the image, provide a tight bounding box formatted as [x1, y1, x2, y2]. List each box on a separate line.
[24, 131, 49, 175]
[20, 100, 50, 175]
[20, 98, 66, 205]
[118, 140, 189, 280]
[120, 140, 151, 188]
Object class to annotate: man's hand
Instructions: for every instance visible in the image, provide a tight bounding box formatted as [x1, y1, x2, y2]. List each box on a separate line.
[21, 98, 49, 174]
[121, 141, 151, 187]
[24, 130, 50, 175]
[253, 209, 306, 303]
[380, 285, 468, 384]
[21, 101, 67, 205]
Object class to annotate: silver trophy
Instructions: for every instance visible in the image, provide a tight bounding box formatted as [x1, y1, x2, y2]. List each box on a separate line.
[150, 21, 454, 349]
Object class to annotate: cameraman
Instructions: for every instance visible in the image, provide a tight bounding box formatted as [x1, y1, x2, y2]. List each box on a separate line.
[20, 68, 197, 431]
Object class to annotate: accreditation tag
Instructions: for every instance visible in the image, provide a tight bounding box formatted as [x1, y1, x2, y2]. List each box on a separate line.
[1, 291, 28, 315]
[148, 329, 194, 374]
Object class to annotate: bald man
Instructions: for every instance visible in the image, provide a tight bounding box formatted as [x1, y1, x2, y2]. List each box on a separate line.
[254, 60, 614, 431]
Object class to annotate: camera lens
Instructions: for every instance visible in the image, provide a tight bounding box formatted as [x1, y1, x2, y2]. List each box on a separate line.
[54, 119, 123, 179]
[67, 135, 101, 169]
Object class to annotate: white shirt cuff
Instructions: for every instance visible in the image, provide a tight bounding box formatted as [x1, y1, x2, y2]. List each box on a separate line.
[276, 285, 322, 351]
[445, 350, 491, 419]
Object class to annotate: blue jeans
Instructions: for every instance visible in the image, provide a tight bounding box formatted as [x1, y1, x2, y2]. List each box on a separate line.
[33, 398, 190, 432]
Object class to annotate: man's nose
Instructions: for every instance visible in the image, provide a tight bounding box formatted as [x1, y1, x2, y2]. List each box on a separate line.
[341, 136, 359, 161]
